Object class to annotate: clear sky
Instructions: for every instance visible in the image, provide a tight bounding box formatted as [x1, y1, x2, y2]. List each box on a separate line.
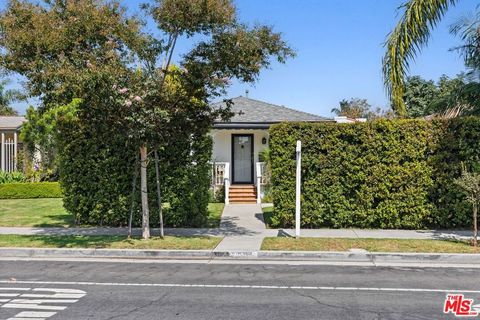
[4, 0, 480, 117]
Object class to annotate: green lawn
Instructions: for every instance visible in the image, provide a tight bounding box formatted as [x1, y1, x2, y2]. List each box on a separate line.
[205, 203, 225, 228]
[0, 198, 224, 228]
[0, 198, 73, 227]
[262, 206, 274, 228]
[261, 237, 480, 254]
[0, 234, 221, 250]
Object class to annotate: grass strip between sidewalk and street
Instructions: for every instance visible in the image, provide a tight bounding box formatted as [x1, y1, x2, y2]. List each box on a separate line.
[0, 235, 222, 250]
[261, 237, 480, 253]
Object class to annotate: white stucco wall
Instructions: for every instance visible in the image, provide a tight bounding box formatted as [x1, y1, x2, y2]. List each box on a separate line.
[210, 129, 269, 184]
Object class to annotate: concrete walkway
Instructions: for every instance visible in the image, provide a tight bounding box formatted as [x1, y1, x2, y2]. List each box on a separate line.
[213, 204, 266, 252]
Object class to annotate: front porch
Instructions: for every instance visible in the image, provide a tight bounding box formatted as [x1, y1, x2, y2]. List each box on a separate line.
[210, 128, 270, 204]
[0, 117, 26, 173]
[0, 130, 19, 172]
[211, 161, 268, 204]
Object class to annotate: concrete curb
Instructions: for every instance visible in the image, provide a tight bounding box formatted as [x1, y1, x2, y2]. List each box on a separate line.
[257, 251, 480, 264]
[1, 247, 480, 265]
[0, 248, 213, 259]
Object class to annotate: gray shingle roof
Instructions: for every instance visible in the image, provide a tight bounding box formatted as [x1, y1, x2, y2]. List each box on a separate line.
[0, 116, 25, 130]
[213, 96, 330, 128]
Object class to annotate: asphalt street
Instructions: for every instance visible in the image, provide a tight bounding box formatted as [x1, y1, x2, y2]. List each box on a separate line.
[0, 259, 478, 319]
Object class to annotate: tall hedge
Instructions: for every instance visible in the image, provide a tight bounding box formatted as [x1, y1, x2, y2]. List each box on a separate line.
[269, 118, 480, 229]
[57, 103, 212, 228]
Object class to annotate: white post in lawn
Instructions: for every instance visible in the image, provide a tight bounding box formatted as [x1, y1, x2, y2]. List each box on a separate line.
[295, 140, 301, 239]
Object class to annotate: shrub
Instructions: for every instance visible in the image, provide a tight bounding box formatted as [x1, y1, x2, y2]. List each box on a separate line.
[57, 104, 213, 227]
[0, 171, 26, 184]
[0, 182, 62, 199]
[269, 118, 480, 229]
[209, 185, 225, 203]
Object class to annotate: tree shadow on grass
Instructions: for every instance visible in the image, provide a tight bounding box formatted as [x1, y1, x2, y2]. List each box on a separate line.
[32, 214, 75, 228]
[10, 235, 126, 249]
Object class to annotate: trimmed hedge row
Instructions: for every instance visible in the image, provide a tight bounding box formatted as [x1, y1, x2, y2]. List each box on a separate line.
[0, 182, 62, 199]
[57, 104, 213, 227]
[269, 118, 480, 229]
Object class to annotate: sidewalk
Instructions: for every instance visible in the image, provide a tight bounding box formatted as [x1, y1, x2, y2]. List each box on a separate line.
[0, 204, 473, 244]
[0, 226, 471, 240]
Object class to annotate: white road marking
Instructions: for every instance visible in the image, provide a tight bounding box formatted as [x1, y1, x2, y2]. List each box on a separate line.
[11, 311, 56, 318]
[2, 304, 66, 311]
[7, 318, 46, 320]
[1, 279, 479, 294]
[0, 288, 30, 291]
[10, 299, 78, 304]
[20, 294, 83, 299]
[0, 287, 86, 319]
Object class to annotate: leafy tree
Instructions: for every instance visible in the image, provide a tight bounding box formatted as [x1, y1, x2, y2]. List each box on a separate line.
[0, 79, 20, 115]
[403, 76, 438, 117]
[0, 0, 294, 238]
[20, 100, 80, 181]
[120, 0, 293, 238]
[331, 98, 384, 119]
[403, 73, 480, 117]
[429, 74, 472, 115]
[454, 163, 480, 246]
[0, 0, 147, 107]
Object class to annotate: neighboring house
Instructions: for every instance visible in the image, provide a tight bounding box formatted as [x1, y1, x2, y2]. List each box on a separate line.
[211, 96, 330, 204]
[0, 116, 25, 172]
[333, 116, 367, 123]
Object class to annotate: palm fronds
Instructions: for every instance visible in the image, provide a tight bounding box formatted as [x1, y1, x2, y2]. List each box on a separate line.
[383, 0, 457, 116]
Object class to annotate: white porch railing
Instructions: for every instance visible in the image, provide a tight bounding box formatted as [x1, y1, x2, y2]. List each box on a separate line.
[224, 163, 230, 205]
[211, 162, 230, 204]
[256, 162, 268, 204]
[1, 133, 17, 173]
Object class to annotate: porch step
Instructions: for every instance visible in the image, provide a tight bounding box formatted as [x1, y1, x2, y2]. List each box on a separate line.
[229, 185, 257, 203]
[229, 192, 256, 197]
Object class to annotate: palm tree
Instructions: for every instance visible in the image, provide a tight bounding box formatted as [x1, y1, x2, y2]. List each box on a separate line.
[0, 79, 21, 116]
[383, 0, 458, 116]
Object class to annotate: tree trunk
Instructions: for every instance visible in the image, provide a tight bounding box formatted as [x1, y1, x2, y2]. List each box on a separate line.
[473, 202, 478, 247]
[140, 144, 150, 239]
[154, 150, 164, 238]
[128, 154, 139, 238]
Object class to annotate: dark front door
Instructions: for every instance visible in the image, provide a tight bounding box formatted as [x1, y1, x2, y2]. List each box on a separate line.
[232, 134, 254, 184]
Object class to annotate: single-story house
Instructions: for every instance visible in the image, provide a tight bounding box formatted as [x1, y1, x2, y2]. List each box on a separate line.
[210, 96, 331, 204]
[0, 116, 25, 172]
[2, 98, 332, 205]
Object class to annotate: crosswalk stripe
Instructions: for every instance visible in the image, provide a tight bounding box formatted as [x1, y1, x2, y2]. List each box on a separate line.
[20, 294, 84, 299]
[0, 288, 30, 291]
[1, 303, 66, 311]
[13, 311, 56, 318]
[10, 299, 78, 304]
[7, 318, 46, 320]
